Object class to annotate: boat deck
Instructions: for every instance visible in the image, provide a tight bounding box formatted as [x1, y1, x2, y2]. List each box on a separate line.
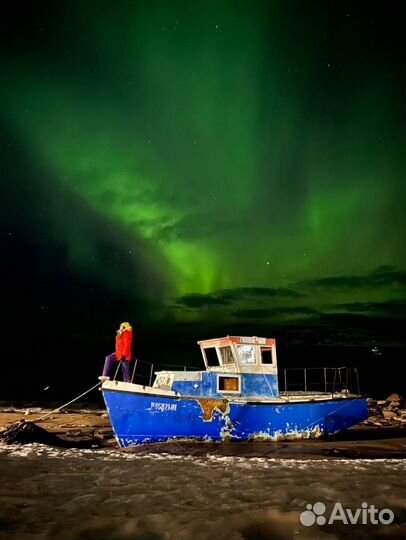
[101, 380, 363, 403]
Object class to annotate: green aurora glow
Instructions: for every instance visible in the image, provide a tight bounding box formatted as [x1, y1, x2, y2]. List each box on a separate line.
[1, 1, 404, 327]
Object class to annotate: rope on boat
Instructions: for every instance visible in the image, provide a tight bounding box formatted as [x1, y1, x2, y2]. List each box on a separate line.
[35, 381, 102, 422]
[307, 397, 360, 430]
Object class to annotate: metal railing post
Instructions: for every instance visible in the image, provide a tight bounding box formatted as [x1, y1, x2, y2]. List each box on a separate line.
[148, 363, 154, 387]
[332, 368, 337, 397]
[277, 366, 359, 396]
[113, 360, 122, 381]
[355, 368, 360, 395]
[130, 358, 138, 384]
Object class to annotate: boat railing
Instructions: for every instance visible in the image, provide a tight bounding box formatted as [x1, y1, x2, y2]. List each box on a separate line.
[112, 360, 361, 396]
[112, 357, 201, 386]
[279, 366, 361, 397]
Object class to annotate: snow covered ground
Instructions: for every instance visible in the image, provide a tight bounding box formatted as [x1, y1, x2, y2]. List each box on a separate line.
[0, 444, 404, 540]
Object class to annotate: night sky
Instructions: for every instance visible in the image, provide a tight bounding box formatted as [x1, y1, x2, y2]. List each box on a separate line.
[1, 1, 404, 400]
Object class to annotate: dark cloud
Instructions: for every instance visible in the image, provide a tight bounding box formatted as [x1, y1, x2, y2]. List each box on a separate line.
[231, 306, 319, 319]
[175, 286, 302, 309]
[220, 287, 303, 299]
[176, 293, 232, 308]
[226, 300, 405, 321]
[330, 300, 405, 317]
[301, 266, 405, 290]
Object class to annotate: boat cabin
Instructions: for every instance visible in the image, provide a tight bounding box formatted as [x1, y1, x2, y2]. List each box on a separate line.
[153, 336, 279, 399]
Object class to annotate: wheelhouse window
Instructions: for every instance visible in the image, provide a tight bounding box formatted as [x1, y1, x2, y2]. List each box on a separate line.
[219, 346, 235, 365]
[260, 347, 273, 364]
[218, 376, 240, 392]
[236, 344, 256, 364]
[204, 347, 220, 366]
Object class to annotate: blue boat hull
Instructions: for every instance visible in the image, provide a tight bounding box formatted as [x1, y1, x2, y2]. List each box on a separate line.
[102, 388, 368, 447]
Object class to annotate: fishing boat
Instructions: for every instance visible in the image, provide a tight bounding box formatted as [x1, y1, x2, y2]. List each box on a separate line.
[101, 335, 368, 447]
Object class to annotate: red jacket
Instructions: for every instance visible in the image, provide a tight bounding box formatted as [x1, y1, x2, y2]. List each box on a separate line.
[115, 329, 132, 361]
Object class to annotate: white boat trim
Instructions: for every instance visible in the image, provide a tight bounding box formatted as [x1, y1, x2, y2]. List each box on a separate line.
[102, 380, 177, 396]
[102, 380, 362, 404]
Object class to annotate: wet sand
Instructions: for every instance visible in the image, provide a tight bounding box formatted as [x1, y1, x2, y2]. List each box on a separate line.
[0, 410, 405, 459]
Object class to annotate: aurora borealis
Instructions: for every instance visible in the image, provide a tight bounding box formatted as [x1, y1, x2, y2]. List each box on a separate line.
[1, 1, 404, 397]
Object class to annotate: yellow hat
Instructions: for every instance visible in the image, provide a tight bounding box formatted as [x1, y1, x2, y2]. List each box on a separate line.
[119, 322, 132, 332]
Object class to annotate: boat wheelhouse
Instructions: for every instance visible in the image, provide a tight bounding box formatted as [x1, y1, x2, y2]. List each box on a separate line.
[152, 336, 279, 399]
[101, 335, 368, 447]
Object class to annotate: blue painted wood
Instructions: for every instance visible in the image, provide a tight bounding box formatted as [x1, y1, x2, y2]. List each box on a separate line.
[171, 372, 279, 398]
[102, 388, 368, 447]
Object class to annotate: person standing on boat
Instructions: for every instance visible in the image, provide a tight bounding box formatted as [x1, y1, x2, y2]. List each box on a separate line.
[99, 322, 133, 382]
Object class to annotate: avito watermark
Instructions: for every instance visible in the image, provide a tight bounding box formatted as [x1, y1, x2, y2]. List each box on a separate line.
[300, 502, 394, 527]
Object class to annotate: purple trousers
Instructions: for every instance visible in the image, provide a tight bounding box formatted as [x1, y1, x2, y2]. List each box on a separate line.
[102, 353, 131, 382]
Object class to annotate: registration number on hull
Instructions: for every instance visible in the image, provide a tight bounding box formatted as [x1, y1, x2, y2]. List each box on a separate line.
[151, 401, 177, 412]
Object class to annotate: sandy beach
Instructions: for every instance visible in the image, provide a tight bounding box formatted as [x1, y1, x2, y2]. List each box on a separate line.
[0, 409, 114, 448]
[1, 409, 405, 459]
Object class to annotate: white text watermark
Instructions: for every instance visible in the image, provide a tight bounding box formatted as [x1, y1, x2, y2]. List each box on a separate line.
[300, 502, 394, 527]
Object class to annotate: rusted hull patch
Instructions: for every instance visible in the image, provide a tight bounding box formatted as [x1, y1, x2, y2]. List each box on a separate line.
[196, 398, 230, 421]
